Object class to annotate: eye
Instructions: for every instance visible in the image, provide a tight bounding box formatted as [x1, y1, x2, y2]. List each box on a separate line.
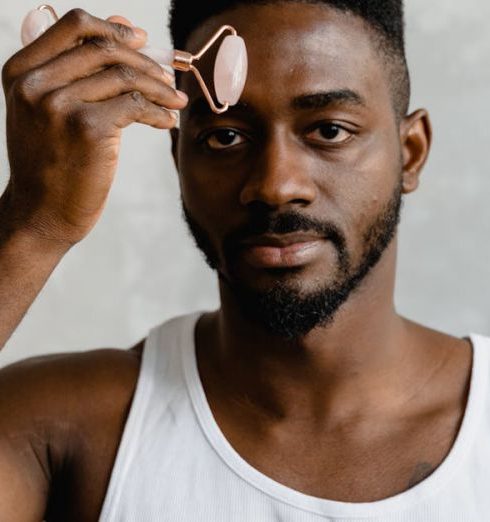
[306, 123, 353, 145]
[203, 129, 247, 150]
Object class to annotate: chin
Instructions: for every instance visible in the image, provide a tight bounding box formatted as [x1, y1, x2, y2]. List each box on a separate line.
[223, 276, 346, 340]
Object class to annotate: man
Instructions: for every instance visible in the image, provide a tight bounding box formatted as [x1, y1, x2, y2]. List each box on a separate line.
[0, 0, 487, 520]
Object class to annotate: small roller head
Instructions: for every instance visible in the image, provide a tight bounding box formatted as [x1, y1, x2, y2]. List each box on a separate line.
[21, 8, 55, 46]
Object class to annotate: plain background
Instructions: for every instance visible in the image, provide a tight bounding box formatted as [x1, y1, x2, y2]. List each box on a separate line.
[0, 0, 489, 368]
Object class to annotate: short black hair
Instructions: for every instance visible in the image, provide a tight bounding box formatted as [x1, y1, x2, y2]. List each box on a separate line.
[168, 0, 411, 118]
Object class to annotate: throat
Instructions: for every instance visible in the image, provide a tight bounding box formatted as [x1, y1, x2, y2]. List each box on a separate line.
[196, 309, 415, 422]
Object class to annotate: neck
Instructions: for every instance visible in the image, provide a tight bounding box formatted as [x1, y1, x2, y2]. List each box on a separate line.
[197, 240, 421, 425]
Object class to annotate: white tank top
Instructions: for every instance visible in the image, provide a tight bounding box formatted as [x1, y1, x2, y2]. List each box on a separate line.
[99, 312, 490, 521]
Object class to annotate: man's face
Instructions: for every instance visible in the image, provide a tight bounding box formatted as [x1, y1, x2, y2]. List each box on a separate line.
[173, 3, 405, 338]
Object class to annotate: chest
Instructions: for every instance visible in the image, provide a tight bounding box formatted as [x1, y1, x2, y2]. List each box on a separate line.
[89, 402, 468, 521]
[215, 406, 463, 503]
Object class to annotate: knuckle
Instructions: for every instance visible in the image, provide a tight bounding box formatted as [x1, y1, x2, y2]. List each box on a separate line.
[114, 63, 137, 82]
[15, 80, 33, 106]
[39, 91, 65, 116]
[65, 105, 97, 138]
[14, 72, 42, 106]
[128, 90, 146, 110]
[139, 55, 162, 77]
[87, 37, 116, 54]
[2, 57, 17, 88]
[64, 8, 91, 28]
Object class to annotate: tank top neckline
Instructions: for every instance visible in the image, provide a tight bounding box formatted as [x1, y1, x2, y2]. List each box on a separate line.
[181, 311, 488, 519]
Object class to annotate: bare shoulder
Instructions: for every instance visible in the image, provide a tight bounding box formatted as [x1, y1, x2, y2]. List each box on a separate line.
[0, 341, 143, 419]
[0, 340, 145, 458]
[401, 317, 473, 405]
[0, 341, 145, 522]
[402, 317, 472, 355]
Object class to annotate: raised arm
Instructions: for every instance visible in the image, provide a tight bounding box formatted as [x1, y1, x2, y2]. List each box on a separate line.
[0, 206, 70, 350]
[0, 8, 187, 349]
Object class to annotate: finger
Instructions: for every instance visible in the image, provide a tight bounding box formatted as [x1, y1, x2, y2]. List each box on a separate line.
[3, 9, 146, 85]
[105, 16, 148, 50]
[105, 16, 135, 27]
[49, 64, 187, 110]
[17, 38, 175, 99]
[90, 92, 179, 131]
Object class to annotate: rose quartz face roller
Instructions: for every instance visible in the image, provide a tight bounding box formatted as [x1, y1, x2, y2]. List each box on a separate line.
[21, 5, 248, 114]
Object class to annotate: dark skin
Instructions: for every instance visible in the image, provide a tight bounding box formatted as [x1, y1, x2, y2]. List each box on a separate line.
[174, 2, 471, 501]
[0, 3, 472, 521]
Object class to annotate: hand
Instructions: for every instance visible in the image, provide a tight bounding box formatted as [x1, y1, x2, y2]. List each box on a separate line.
[1, 9, 187, 247]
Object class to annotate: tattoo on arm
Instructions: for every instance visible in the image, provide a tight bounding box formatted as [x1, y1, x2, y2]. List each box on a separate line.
[408, 462, 434, 488]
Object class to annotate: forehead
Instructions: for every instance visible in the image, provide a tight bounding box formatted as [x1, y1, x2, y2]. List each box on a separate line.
[181, 3, 391, 118]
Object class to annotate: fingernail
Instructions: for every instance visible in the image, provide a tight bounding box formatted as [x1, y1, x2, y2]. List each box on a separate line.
[176, 90, 188, 101]
[132, 27, 147, 40]
[161, 69, 175, 85]
[107, 15, 133, 26]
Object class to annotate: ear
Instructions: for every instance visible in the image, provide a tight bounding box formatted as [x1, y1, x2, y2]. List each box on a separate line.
[399, 109, 432, 194]
[170, 127, 180, 172]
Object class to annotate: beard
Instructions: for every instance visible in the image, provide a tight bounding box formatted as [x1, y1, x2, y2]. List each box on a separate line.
[182, 179, 403, 339]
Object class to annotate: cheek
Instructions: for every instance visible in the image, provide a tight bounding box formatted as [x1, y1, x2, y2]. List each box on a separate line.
[326, 128, 401, 246]
[178, 144, 241, 241]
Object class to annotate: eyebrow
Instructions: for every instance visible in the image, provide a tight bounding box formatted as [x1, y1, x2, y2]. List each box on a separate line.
[186, 89, 365, 120]
[291, 89, 365, 110]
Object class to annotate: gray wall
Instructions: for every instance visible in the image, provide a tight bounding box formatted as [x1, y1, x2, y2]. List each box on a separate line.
[0, 0, 489, 367]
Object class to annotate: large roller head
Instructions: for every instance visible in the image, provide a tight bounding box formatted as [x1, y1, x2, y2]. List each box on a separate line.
[172, 24, 248, 114]
[214, 35, 248, 106]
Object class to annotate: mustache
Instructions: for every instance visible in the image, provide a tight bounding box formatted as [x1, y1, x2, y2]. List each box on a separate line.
[223, 211, 346, 253]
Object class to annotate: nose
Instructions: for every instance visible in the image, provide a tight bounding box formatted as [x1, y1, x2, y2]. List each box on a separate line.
[239, 132, 317, 209]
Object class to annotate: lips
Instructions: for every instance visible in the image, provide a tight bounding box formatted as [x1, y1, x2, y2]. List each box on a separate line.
[239, 233, 326, 268]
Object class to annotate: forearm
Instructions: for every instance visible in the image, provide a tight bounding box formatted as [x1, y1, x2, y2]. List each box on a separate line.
[0, 221, 69, 350]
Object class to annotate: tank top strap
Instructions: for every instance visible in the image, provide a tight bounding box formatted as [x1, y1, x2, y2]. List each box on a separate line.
[99, 311, 203, 521]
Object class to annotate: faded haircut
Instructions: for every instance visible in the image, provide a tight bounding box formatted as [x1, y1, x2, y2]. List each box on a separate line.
[168, 0, 411, 119]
